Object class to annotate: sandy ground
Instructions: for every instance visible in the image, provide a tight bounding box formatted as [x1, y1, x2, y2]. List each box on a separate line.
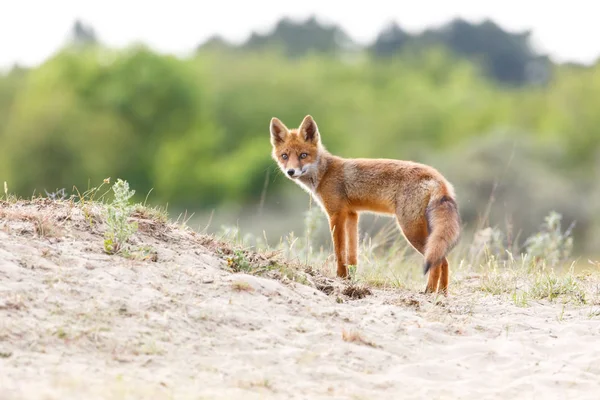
[1, 199, 600, 400]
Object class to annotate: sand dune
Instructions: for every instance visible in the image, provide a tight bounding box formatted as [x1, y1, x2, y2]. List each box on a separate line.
[1, 199, 599, 399]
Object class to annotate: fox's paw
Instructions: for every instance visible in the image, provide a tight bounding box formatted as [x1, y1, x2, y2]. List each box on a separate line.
[336, 266, 349, 279]
[422, 287, 449, 298]
[423, 285, 437, 294]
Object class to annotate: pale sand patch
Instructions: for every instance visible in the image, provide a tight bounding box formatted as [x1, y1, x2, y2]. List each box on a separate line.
[1, 200, 599, 399]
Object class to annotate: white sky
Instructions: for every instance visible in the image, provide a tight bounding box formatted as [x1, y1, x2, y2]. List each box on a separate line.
[1, 0, 598, 68]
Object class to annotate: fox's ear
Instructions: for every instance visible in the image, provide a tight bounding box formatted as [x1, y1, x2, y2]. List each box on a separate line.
[299, 115, 319, 143]
[270, 117, 289, 145]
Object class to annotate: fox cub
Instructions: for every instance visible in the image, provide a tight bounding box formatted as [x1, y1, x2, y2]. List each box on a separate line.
[269, 115, 460, 294]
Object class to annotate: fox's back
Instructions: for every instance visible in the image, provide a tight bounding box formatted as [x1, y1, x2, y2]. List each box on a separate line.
[326, 157, 454, 216]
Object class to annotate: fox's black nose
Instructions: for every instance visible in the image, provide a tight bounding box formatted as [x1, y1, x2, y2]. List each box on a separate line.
[287, 169, 295, 177]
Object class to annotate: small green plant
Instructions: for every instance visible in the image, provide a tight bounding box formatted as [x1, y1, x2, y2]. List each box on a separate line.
[44, 188, 68, 201]
[524, 211, 574, 268]
[133, 203, 168, 225]
[225, 249, 257, 273]
[588, 308, 600, 319]
[557, 304, 566, 322]
[0, 351, 12, 358]
[123, 245, 158, 262]
[529, 266, 586, 304]
[511, 290, 529, 307]
[55, 327, 68, 339]
[103, 179, 138, 255]
[347, 264, 358, 281]
[2, 181, 17, 203]
[73, 178, 113, 227]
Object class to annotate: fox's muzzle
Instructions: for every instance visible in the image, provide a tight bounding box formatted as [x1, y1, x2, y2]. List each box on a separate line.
[287, 168, 301, 178]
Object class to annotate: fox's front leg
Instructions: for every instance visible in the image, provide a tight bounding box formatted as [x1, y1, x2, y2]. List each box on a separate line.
[346, 211, 359, 268]
[328, 212, 348, 278]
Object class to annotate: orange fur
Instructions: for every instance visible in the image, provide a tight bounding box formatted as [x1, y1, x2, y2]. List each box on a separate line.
[270, 115, 460, 295]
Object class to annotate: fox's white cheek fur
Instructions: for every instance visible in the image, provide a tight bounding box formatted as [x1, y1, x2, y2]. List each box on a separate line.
[301, 163, 315, 174]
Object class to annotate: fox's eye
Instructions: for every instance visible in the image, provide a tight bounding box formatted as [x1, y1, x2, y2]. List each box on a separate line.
[281, 153, 288, 160]
[300, 153, 308, 159]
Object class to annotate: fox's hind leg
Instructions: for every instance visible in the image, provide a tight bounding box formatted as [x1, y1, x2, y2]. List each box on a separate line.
[395, 216, 441, 293]
[425, 264, 442, 294]
[438, 257, 449, 295]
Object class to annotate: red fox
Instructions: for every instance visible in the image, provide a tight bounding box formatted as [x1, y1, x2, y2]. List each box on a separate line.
[269, 115, 461, 294]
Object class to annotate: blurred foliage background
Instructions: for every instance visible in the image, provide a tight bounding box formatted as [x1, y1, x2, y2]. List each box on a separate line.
[1, 17, 599, 254]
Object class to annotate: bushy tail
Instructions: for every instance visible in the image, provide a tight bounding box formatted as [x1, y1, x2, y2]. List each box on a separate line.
[423, 194, 461, 275]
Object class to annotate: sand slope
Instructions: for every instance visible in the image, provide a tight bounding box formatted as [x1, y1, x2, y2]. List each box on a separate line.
[1, 200, 600, 399]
